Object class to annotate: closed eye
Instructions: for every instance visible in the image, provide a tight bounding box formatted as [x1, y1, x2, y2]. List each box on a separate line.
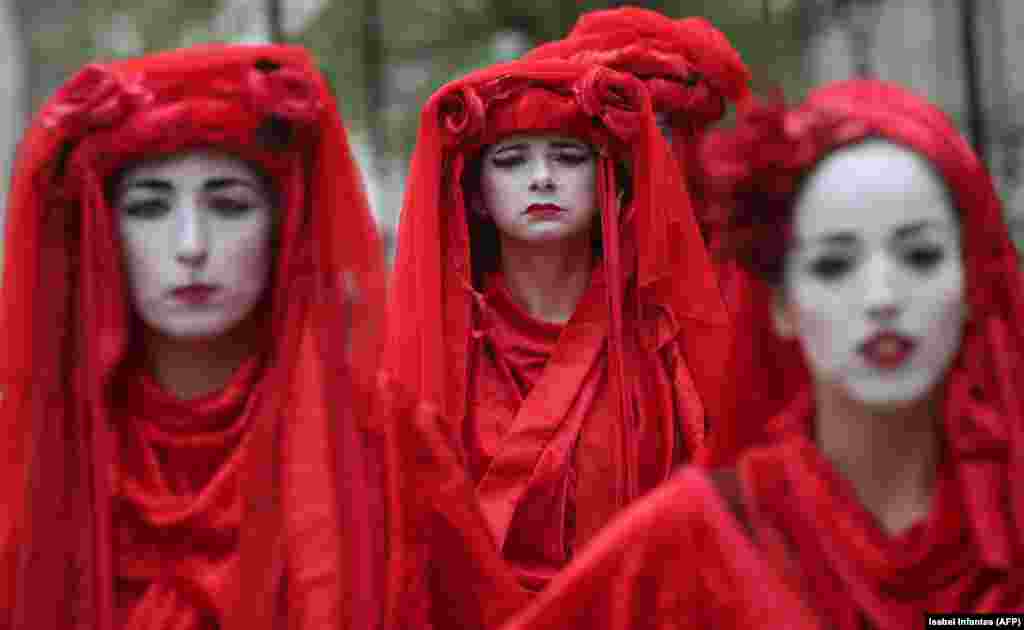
[208, 197, 256, 217]
[904, 246, 945, 270]
[490, 154, 526, 168]
[808, 255, 853, 280]
[120, 198, 170, 219]
[553, 151, 591, 166]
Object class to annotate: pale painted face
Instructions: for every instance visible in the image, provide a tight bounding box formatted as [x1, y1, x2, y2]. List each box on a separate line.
[115, 150, 275, 341]
[777, 140, 966, 408]
[480, 134, 598, 245]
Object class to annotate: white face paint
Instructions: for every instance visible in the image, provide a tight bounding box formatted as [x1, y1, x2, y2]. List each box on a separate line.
[480, 134, 598, 245]
[115, 150, 275, 341]
[777, 140, 966, 408]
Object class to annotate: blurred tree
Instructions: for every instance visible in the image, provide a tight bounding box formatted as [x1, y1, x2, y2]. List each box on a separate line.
[12, 0, 220, 110]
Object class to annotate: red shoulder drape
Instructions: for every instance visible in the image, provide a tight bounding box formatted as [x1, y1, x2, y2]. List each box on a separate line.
[384, 58, 730, 619]
[499, 468, 822, 630]
[704, 80, 1024, 623]
[522, 7, 753, 440]
[0, 44, 388, 630]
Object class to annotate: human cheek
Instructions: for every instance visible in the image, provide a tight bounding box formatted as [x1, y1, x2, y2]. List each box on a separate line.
[119, 222, 170, 306]
[792, 278, 858, 377]
[482, 172, 522, 221]
[219, 219, 273, 301]
[906, 263, 966, 356]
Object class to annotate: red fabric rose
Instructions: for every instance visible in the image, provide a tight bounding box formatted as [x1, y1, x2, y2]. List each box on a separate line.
[573, 66, 643, 141]
[41, 64, 152, 136]
[246, 65, 324, 127]
[438, 85, 486, 146]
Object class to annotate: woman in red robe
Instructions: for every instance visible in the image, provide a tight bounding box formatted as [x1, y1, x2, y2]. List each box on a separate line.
[384, 56, 731, 624]
[523, 6, 754, 315]
[0, 44, 398, 629]
[502, 79, 1024, 630]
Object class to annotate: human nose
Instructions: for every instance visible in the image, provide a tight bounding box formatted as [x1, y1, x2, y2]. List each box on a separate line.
[528, 158, 556, 192]
[862, 253, 902, 322]
[174, 203, 209, 268]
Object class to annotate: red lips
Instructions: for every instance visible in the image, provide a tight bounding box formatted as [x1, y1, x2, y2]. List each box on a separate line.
[171, 284, 218, 305]
[859, 331, 916, 369]
[525, 203, 566, 216]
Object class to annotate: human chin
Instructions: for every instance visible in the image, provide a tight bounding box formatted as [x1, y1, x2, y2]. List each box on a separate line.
[138, 303, 247, 340]
[841, 326, 964, 407]
[841, 367, 940, 407]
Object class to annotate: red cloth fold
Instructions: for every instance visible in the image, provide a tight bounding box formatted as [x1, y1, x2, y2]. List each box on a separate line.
[499, 468, 823, 630]
[0, 44, 388, 630]
[385, 57, 730, 621]
[702, 80, 1024, 622]
[523, 6, 752, 248]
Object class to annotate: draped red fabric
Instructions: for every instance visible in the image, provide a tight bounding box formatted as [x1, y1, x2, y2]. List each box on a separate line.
[0, 44, 388, 630]
[523, 6, 752, 244]
[522, 7, 754, 421]
[499, 468, 823, 630]
[384, 58, 730, 619]
[701, 80, 1024, 623]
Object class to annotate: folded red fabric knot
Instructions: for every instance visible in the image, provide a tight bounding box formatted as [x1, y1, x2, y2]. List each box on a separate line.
[439, 84, 487, 147]
[41, 64, 154, 137]
[245, 63, 324, 128]
[573, 65, 645, 142]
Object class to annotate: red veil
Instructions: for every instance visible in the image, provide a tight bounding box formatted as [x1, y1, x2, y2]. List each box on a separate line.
[703, 80, 1024, 624]
[500, 78, 1024, 630]
[522, 6, 756, 389]
[523, 6, 753, 243]
[0, 45, 387, 629]
[384, 57, 730, 620]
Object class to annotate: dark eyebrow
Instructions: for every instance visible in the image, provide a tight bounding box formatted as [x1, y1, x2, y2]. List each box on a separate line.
[893, 220, 942, 239]
[204, 177, 261, 193]
[123, 178, 172, 193]
[492, 143, 527, 154]
[809, 232, 858, 247]
[550, 141, 589, 151]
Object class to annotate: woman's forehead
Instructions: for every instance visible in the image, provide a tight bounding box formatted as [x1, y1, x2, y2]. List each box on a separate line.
[488, 134, 591, 151]
[792, 140, 956, 243]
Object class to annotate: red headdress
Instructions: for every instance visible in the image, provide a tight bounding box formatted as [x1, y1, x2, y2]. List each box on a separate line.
[385, 57, 730, 597]
[703, 79, 1024, 623]
[0, 45, 386, 629]
[523, 6, 752, 241]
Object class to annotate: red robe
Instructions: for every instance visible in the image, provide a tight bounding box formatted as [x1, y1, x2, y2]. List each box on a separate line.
[736, 426, 1024, 627]
[499, 468, 822, 630]
[700, 80, 1024, 623]
[385, 61, 732, 627]
[0, 44, 391, 630]
[465, 270, 706, 590]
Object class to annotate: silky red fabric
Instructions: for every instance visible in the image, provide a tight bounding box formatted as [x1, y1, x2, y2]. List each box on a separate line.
[701, 80, 1024, 623]
[523, 6, 753, 406]
[523, 6, 752, 244]
[466, 269, 705, 589]
[499, 468, 822, 630]
[0, 45, 388, 630]
[385, 58, 730, 622]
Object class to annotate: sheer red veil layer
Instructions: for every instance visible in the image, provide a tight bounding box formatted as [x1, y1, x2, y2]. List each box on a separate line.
[499, 77, 1024, 630]
[523, 5, 753, 244]
[703, 80, 1024, 624]
[0, 45, 387, 629]
[384, 57, 731, 623]
[523, 6, 757, 391]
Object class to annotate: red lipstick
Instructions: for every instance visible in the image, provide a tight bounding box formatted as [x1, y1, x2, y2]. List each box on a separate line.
[525, 203, 566, 217]
[171, 284, 218, 305]
[859, 331, 916, 370]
